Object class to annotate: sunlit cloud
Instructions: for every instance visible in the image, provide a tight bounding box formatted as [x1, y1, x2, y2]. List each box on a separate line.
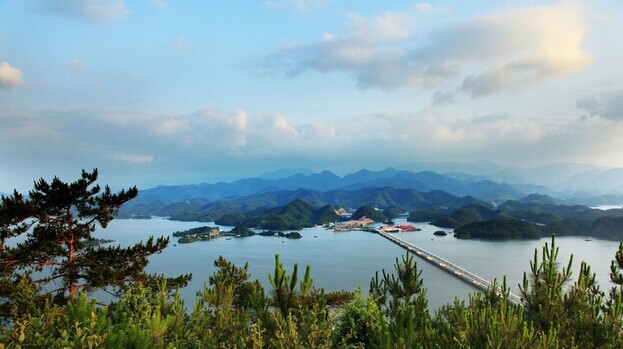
[452, 4, 590, 97]
[0, 62, 24, 89]
[264, 3, 590, 96]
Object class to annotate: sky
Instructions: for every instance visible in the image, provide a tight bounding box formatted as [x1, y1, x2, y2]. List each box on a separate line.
[1, 0, 623, 192]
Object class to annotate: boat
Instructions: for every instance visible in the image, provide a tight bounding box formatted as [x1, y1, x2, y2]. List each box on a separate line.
[381, 225, 400, 233]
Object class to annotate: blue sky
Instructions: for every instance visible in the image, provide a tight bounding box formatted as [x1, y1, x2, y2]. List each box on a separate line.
[1, 0, 623, 191]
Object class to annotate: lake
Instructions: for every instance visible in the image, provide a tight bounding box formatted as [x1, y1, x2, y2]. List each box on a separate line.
[92, 217, 623, 311]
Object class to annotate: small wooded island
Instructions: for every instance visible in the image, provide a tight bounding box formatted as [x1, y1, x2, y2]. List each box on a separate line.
[83, 238, 115, 247]
[172, 225, 302, 243]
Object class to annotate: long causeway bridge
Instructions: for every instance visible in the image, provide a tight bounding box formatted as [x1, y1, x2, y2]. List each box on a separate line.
[375, 229, 522, 305]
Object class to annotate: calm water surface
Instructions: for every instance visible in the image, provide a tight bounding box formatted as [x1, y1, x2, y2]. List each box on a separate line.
[94, 217, 622, 311]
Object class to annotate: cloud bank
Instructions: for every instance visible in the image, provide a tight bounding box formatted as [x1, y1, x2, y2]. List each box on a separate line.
[265, 3, 590, 96]
[2, 104, 622, 191]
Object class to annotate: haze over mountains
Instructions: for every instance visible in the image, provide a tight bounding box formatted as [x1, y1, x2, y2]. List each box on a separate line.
[132, 161, 623, 204]
[133, 168, 523, 206]
[397, 161, 622, 193]
[118, 161, 623, 222]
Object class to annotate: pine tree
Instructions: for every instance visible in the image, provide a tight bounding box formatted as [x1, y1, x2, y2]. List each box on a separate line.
[0, 169, 190, 316]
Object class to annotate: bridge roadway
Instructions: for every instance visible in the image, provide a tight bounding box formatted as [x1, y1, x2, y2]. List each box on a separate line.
[375, 229, 522, 305]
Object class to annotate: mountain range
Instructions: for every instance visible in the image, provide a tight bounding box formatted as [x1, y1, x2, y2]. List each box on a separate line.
[132, 162, 623, 206]
[131, 168, 530, 207]
[120, 186, 491, 222]
[119, 164, 623, 222]
[398, 161, 623, 195]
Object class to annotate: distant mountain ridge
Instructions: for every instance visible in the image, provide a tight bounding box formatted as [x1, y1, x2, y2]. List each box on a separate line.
[120, 186, 491, 222]
[559, 168, 623, 194]
[259, 167, 315, 179]
[131, 168, 531, 207]
[399, 161, 623, 195]
[121, 164, 623, 222]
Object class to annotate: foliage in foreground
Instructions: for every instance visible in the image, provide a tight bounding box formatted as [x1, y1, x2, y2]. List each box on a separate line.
[1, 237, 622, 348]
[0, 170, 191, 323]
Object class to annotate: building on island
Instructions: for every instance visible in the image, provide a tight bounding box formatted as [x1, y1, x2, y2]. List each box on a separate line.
[208, 228, 220, 238]
[334, 217, 375, 231]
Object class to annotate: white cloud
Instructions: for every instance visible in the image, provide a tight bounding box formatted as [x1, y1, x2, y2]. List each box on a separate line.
[265, 0, 328, 12]
[273, 114, 299, 135]
[264, 11, 416, 89]
[372, 109, 623, 167]
[34, 0, 130, 24]
[112, 153, 154, 164]
[0, 62, 24, 89]
[148, 109, 249, 152]
[3, 105, 623, 191]
[265, 3, 590, 95]
[451, 4, 591, 97]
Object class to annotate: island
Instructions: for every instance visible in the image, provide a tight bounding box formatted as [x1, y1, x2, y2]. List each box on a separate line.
[351, 205, 387, 222]
[172, 225, 302, 243]
[83, 238, 115, 247]
[215, 200, 341, 231]
[131, 214, 152, 219]
[258, 230, 302, 239]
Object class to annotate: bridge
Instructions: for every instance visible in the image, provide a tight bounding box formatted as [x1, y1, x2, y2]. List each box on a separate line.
[375, 229, 522, 305]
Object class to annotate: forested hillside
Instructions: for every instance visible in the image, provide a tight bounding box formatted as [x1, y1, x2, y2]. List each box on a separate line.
[408, 195, 623, 240]
[120, 186, 490, 222]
